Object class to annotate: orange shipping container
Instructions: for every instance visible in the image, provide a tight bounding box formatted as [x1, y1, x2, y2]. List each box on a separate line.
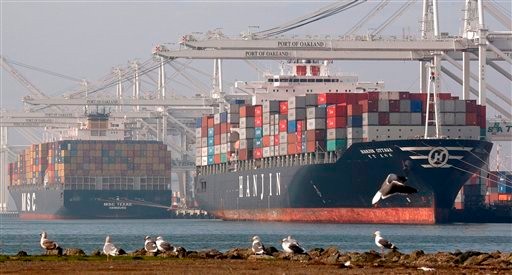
[498, 194, 512, 201]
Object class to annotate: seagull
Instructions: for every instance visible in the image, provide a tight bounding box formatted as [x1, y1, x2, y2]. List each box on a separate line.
[156, 236, 174, 253]
[281, 235, 304, 254]
[103, 235, 120, 261]
[40, 231, 60, 254]
[373, 231, 398, 254]
[144, 236, 158, 253]
[251, 235, 266, 255]
[372, 173, 417, 204]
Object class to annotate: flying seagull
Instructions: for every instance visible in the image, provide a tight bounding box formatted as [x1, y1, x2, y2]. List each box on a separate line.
[251, 235, 266, 255]
[103, 235, 120, 261]
[144, 236, 158, 253]
[373, 231, 398, 254]
[156, 236, 175, 253]
[372, 173, 417, 204]
[40, 231, 61, 255]
[281, 235, 305, 254]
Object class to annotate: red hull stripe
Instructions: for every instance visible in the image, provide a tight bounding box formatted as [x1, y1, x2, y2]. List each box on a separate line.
[213, 207, 436, 224]
[19, 213, 74, 220]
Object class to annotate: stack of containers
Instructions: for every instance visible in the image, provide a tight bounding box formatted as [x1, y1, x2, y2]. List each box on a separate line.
[288, 96, 306, 155]
[347, 103, 363, 146]
[213, 111, 229, 164]
[326, 103, 347, 151]
[239, 105, 256, 160]
[262, 101, 280, 158]
[278, 101, 288, 156]
[253, 106, 263, 159]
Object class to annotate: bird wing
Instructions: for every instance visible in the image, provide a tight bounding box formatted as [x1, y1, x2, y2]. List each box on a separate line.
[145, 241, 158, 252]
[372, 191, 382, 204]
[158, 241, 173, 252]
[288, 242, 304, 254]
[252, 241, 264, 254]
[103, 243, 119, 256]
[42, 239, 58, 250]
[378, 238, 395, 249]
[388, 181, 417, 195]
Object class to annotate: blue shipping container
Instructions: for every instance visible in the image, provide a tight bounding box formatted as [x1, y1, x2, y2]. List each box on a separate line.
[347, 116, 362, 127]
[207, 128, 214, 137]
[220, 112, 228, 123]
[207, 146, 215, 156]
[207, 155, 214, 165]
[410, 100, 422, 112]
[207, 137, 214, 147]
[196, 118, 202, 128]
[288, 120, 296, 133]
[253, 137, 262, 148]
[498, 183, 512, 193]
[255, 127, 263, 138]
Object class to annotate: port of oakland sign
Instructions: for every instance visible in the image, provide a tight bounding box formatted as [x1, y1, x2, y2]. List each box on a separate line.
[245, 51, 291, 58]
[277, 41, 327, 48]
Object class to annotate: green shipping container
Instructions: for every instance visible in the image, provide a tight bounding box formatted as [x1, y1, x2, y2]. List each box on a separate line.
[327, 139, 347, 151]
[221, 153, 227, 163]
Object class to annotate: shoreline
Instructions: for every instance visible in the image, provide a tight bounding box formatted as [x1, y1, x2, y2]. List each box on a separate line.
[2, 248, 511, 274]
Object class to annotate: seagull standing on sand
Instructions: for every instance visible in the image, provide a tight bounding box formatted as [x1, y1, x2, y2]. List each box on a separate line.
[281, 235, 305, 254]
[156, 236, 175, 253]
[372, 174, 417, 205]
[103, 235, 120, 261]
[373, 231, 398, 254]
[251, 236, 266, 255]
[144, 236, 158, 253]
[40, 231, 61, 254]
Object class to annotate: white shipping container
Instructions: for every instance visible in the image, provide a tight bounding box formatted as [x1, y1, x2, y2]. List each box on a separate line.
[378, 92, 389, 100]
[378, 100, 389, 112]
[195, 128, 202, 138]
[279, 132, 288, 143]
[239, 117, 255, 128]
[263, 124, 270, 136]
[263, 113, 270, 124]
[195, 147, 202, 156]
[279, 144, 287, 155]
[441, 100, 455, 112]
[239, 128, 255, 139]
[288, 96, 306, 109]
[196, 157, 202, 166]
[306, 107, 326, 119]
[214, 145, 221, 155]
[201, 156, 208, 166]
[455, 113, 466, 125]
[327, 128, 347, 139]
[228, 114, 239, 123]
[411, 113, 422, 125]
[270, 137, 275, 146]
[221, 144, 227, 153]
[221, 134, 227, 144]
[288, 108, 306, 121]
[442, 113, 455, 125]
[307, 118, 326, 130]
[201, 147, 208, 157]
[201, 137, 208, 147]
[239, 139, 254, 149]
[400, 100, 411, 112]
[363, 112, 379, 125]
[263, 147, 271, 157]
[399, 112, 411, 125]
[389, 113, 401, 125]
[454, 100, 466, 113]
[347, 127, 363, 138]
[214, 113, 221, 124]
[388, 91, 400, 100]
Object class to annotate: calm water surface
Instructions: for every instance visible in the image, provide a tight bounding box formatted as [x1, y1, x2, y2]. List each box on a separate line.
[0, 218, 510, 255]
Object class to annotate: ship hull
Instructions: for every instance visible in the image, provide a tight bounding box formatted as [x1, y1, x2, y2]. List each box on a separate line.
[9, 186, 172, 219]
[195, 139, 492, 224]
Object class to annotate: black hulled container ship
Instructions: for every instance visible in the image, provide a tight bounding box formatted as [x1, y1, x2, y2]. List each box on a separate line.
[8, 113, 173, 219]
[193, 61, 492, 224]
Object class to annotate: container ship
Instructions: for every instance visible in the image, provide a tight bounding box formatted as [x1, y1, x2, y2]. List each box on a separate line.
[193, 60, 493, 224]
[7, 113, 173, 219]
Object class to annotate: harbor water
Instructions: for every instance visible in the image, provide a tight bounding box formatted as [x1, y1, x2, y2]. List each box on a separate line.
[0, 218, 510, 255]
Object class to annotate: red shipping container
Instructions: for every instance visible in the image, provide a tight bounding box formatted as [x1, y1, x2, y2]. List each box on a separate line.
[295, 142, 302, 153]
[297, 133, 303, 143]
[262, 136, 271, 147]
[287, 133, 297, 143]
[466, 113, 478, 126]
[359, 100, 378, 113]
[477, 105, 486, 129]
[279, 120, 288, 132]
[274, 135, 280, 145]
[214, 154, 221, 164]
[255, 116, 263, 127]
[240, 105, 256, 117]
[214, 124, 220, 134]
[389, 100, 400, 112]
[207, 117, 214, 127]
[399, 92, 410, 99]
[367, 92, 380, 100]
[287, 143, 297, 154]
[238, 149, 252, 160]
[220, 123, 227, 134]
[201, 115, 209, 128]
[306, 130, 326, 140]
[306, 141, 316, 152]
[438, 93, 451, 100]
[409, 93, 427, 101]
[347, 104, 362, 116]
[279, 101, 288, 114]
[318, 93, 345, 105]
[254, 105, 263, 117]
[214, 135, 221, 145]
[465, 100, 477, 113]
[254, 148, 263, 159]
[327, 104, 348, 117]
[296, 120, 304, 132]
[378, 112, 390, 125]
[327, 117, 347, 128]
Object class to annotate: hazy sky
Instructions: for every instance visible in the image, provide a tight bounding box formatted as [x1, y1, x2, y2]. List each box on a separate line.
[1, 0, 511, 167]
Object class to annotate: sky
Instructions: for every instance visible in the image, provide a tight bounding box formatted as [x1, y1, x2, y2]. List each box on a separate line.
[1, 0, 511, 168]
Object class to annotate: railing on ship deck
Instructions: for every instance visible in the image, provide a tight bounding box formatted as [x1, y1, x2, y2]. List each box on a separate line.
[198, 151, 340, 176]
